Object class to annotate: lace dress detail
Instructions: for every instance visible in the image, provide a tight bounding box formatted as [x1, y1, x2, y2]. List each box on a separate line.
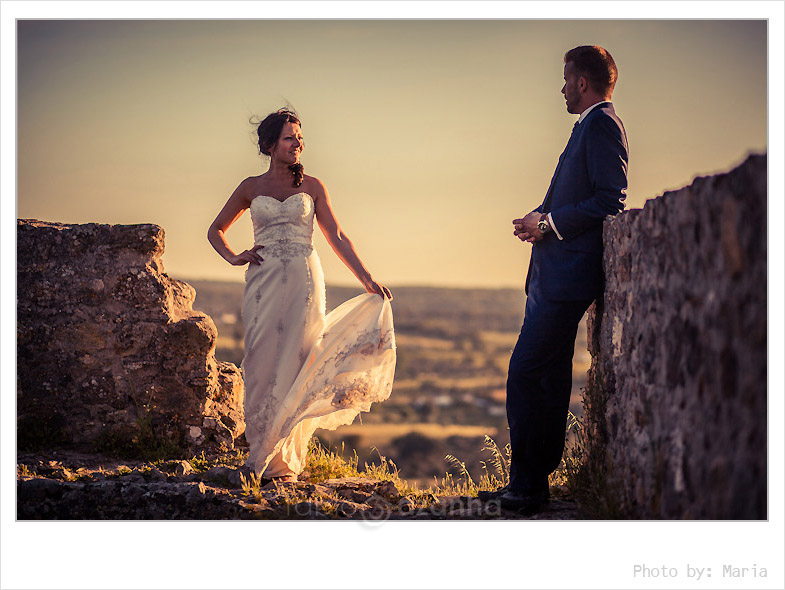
[241, 192, 396, 477]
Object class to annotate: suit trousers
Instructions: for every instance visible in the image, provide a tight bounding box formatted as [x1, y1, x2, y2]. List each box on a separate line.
[506, 283, 593, 495]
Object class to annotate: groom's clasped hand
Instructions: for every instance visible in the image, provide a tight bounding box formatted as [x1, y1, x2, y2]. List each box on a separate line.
[512, 211, 546, 244]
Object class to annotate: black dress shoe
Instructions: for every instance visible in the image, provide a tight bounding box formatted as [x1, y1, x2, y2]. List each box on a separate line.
[478, 483, 550, 503]
[499, 489, 548, 515]
[477, 485, 509, 502]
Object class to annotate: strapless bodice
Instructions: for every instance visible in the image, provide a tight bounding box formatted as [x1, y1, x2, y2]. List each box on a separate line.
[249, 193, 314, 247]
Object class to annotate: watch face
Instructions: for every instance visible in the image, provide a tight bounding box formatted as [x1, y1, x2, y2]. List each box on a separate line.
[538, 221, 548, 232]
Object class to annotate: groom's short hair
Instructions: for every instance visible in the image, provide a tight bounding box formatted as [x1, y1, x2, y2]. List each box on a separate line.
[564, 45, 618, 96]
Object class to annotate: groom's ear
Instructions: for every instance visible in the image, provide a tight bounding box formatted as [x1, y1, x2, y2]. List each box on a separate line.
[578, 75, 589, 93]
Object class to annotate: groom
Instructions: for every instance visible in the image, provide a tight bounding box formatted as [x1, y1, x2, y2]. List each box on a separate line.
[484, 46, 629, 514]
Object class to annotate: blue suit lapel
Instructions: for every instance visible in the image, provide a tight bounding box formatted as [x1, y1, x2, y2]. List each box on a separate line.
[542, 122, 580, 212]
[540, 103, 613, 212]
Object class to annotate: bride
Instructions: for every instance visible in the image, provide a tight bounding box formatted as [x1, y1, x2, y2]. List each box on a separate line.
[207, 108, 396, 482]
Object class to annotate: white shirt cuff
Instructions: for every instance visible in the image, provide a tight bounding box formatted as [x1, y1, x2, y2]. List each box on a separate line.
[547, 212, 564, 240]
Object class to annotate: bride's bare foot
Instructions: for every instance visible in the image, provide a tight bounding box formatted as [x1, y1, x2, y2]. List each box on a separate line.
[271, 474, 298, 483]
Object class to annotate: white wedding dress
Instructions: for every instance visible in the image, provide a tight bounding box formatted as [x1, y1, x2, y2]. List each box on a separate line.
[241, 192, 396, 478]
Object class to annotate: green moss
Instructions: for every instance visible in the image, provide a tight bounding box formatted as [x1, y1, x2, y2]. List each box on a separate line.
[17, 412, 68, 452]
[565, 375, 628, 519]
[91, 423, 140, 458]
[91, 408, 185, 462]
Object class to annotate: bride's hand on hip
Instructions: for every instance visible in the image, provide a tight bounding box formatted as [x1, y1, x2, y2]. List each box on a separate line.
[364, 279, 393, 301]
[229, 245, 264, 266]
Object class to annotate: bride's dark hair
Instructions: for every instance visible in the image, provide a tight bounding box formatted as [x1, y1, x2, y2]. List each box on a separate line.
[253, 108, 304, 188]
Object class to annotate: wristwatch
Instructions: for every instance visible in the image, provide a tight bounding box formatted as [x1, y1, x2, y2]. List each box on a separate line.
[537, 214, 551, 234]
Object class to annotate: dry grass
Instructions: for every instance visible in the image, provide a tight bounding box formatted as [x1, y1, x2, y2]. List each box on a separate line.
[431, 415, 586, 499]
[239, 438, 426, 503]
[434, 435, 510, 496]
[305, 439, 361, 481]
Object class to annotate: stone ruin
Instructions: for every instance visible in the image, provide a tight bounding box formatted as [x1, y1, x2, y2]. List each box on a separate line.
[584, 154, 767, 519]
[17, 220, 244, 456]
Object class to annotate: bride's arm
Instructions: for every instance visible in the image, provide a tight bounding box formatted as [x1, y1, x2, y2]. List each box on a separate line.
[311, 179, 392, 300]
[207, 178, 265, 266]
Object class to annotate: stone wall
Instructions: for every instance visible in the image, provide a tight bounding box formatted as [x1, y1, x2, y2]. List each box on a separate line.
[584, 154, 766, 519]
[17, 220, 244, 456]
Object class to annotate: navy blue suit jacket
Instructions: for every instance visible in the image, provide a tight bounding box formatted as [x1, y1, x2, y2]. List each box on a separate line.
[526, 102, 629, 301]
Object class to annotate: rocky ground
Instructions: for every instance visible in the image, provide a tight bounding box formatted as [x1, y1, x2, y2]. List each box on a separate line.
[17, 450, 581, 520]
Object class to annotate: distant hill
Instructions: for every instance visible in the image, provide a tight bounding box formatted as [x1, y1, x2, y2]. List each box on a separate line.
[182, 278, 526, 335]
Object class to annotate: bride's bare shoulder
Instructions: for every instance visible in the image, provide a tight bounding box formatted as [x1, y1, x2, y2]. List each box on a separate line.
[242, 173, 268, 188]
[235, 175, 267, 202]
[302, 175, 328, 201]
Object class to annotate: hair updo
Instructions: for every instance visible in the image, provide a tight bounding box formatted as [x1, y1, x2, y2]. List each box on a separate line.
[254, 108, 304, 188]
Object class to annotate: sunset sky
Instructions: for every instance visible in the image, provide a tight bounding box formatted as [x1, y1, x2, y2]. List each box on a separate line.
[4, 3, 784, 590]
[16, 18, 768, 288]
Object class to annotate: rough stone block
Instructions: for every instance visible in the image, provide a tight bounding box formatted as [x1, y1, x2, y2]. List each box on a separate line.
[17, 219, 245, 457]
[583, 154, 766, 519]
